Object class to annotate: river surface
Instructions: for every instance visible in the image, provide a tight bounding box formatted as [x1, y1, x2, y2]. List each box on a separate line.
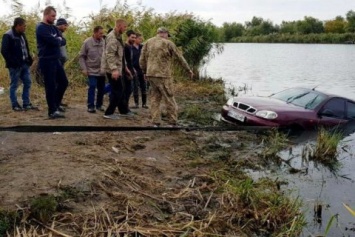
[204, 43, 355, 237]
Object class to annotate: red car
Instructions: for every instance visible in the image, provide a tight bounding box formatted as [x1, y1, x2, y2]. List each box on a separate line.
[221, 87, 355, 130]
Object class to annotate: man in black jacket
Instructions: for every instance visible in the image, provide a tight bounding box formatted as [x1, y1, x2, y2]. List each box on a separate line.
[1, 17, 38, 111]
[36, 6, 68, 119]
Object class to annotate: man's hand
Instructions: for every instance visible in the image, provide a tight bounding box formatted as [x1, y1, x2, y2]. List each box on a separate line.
[82, 70, 88, 76]
[189, 70, 194, 79]
[112, 70, 120, 80]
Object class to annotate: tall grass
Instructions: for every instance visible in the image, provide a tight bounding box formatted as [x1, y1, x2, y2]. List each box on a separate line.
[312, 127, 343, 164]
[0, 0, 222, 84]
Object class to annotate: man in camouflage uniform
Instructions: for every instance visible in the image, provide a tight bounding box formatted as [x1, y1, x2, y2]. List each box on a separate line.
[101, 19, 129, 119]
[139, 27, 193, 126]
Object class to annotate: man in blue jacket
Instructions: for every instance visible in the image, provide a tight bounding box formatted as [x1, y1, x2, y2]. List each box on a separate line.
[36, 6, 68, 119]
[1, 17, 38, 111]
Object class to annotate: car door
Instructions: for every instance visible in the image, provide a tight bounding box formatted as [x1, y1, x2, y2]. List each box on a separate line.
[317, 98, 348, 126]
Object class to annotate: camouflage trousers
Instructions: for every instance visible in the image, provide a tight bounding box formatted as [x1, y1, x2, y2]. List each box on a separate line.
[148, 77, 177, 125]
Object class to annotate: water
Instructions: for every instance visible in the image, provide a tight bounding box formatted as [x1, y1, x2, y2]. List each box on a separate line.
[205, 43, 355, 236]
[204, 43, 355, 100]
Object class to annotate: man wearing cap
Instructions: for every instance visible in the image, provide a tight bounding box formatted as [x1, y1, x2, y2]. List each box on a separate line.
[36, 6, 68, 119]
[56, 18, 69, 65]
[139, 27, 194, 126]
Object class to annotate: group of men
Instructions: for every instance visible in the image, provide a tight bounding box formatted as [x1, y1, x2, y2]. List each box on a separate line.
[1, 6, 193, 126]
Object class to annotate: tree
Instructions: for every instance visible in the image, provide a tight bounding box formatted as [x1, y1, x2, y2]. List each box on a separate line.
[174, 17, 222, 77]
[346, 10, 355, 33]
[324, 16, 346, 33]
[245, 16, 278, 36]
[280, 21, 297, 34]
[296, 16, 324, 34]
[221, 22, 244, 42]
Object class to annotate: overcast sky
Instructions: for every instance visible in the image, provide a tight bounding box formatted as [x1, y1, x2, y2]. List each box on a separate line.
[1, 0, 355, 26]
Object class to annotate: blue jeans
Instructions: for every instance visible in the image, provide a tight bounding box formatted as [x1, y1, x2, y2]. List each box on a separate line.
[8, 64, 31, 107]
[87, 75, 105, 109]
[38, 58, 68, 115]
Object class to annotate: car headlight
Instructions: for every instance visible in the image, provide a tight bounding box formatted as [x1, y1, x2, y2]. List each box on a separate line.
[256, 110, 278, 119]
[226, 98, 234, 106]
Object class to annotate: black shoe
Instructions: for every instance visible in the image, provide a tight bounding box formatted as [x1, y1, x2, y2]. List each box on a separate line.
[87, 108, 96, 113]
[142, 104, 149, 109]
[49, 111, 65, 119]
[132, 104, 139, 109]
[23, 104, 39, 111]
[12, 105, 23, 111]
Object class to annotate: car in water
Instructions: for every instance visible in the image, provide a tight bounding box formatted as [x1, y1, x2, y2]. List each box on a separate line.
[221, 87, 355, 130]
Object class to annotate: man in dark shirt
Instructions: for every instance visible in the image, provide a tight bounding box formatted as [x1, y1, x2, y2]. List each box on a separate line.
[36, 6, 68, 119]
[132, 33, 147, 108]
[1, 17, 37, 111]
[123, 30, 136, 115]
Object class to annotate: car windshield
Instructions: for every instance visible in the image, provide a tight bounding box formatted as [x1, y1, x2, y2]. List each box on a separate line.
[270, 88, 327, 109]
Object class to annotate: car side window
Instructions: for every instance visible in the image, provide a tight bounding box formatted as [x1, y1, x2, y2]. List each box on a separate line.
[347, 101, 355, 119]
[320, 98, 346, 118]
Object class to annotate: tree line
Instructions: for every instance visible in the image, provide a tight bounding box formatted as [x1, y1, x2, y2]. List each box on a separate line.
[218, 10, 355, 43]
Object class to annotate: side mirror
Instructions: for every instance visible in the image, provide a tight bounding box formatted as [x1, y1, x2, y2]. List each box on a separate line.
[318, 109, 334, 117]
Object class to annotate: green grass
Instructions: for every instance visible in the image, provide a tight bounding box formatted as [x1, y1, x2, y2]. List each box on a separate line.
[30, 195, 58, 223]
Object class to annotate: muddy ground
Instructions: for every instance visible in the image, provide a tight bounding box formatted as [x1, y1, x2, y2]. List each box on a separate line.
[0, 83, 298, 236]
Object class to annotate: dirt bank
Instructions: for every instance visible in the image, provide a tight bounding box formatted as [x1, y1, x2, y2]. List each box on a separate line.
[0, 81, 303, 236]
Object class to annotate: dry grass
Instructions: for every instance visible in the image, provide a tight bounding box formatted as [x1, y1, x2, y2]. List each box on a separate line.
[0, 130, 306, 237]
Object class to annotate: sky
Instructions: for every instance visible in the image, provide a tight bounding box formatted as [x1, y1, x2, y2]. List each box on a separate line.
[0, 0, 355, 26]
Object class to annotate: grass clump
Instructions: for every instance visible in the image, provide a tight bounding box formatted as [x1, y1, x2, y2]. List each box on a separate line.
[312, 127, 343, 164]
[260, 129, 289, 160]
[0, 210, 20, 236]
[30, 195, 58, 224]
[213, 170, 305, 236]
[179, 104, 216, 126]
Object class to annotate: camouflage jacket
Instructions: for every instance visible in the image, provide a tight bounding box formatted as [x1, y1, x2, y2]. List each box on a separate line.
[101, 29, 125, 74]
[139, 36, 191, 78]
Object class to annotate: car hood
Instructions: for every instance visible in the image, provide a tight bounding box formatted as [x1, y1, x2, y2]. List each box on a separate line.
[234, 96, 308, 112]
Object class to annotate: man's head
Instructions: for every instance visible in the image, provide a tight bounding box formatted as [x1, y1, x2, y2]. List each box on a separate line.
[115, 19, 127, 34]
[126, 30, 136, 45]
[157, 27, 169, 39]
[13, 17, 26, 33]
[43, 6, 56, 25]
[135, 33, 143, 45]
[56, 18, 69, 32]
[93, 26, 104, 40]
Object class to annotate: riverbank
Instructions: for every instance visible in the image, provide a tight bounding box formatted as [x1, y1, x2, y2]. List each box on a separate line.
[0, 78, 305, 236]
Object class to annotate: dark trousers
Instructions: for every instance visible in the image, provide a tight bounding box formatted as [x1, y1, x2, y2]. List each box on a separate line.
[125, 76, 133, 109]
[87, 75, 105, 109]
[133, 74, 147, 105]
[104, 73, 129, 115]
[39, 58, 68, 115]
